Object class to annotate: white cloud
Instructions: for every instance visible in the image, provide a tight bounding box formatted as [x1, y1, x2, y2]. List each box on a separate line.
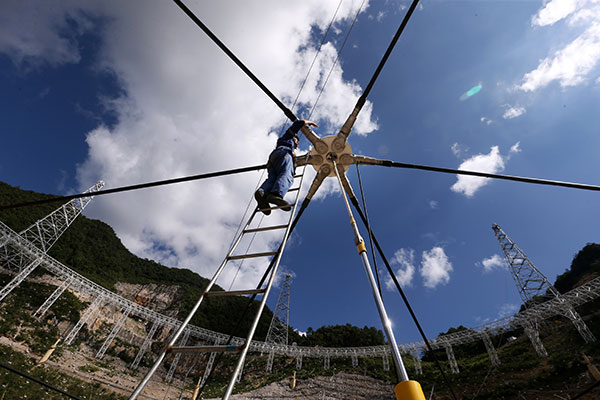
[478, 254, 506, 273]
[521, 0, 600, 92]
[451, 143, 460, 156]
[498, 303, 519, 318]
[532, 0, 580, 27]
[0, 1, 95, 68]
[480, 116, 493, 125]
[385, 248, 416, 289]
[510, 141, 522, 154]
[451, 142, 468, 157]
[429, 200, 438, 209]
[420, 247, 453, 289]
[450, 146, 505, 197]
[1, 1, 378, 289]
[503, 105, 526, 119]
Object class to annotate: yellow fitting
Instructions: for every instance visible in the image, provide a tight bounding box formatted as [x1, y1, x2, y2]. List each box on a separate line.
[349, 216, 356, 225]
[357, 241, 367, 254]
[394, 380, 426, 400]
[36, 338, 61, 367]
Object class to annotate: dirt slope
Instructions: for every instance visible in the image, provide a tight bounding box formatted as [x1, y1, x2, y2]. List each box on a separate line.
[207, 372, 396, 400]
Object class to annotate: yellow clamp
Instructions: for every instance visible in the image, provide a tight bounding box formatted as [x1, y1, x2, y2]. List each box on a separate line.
[394, 380, 426, 400]
[357, 241, 367, 254]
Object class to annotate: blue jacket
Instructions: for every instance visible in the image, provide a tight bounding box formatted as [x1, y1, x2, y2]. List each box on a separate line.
[276, 120, 305, 152]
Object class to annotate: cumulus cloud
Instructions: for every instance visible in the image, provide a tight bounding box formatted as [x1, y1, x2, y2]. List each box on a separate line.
[1, 1, 378, 289]
[386, 248, 416, 289]
[520, 0, 600, 92]
[0, 0, 94, 68]
[478, 254, 505, 273]
[429, 200, 439, 209]
[449, 141, 522, 197]
[450, 146, 505, 197]
[420, 247, 453, 289]
[503, 105, 526, 119]
[532, 0, 581, 27]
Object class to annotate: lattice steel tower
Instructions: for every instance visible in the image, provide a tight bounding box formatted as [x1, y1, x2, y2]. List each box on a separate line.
[492, 224, 596, 347]
[265, 273, 292, 345]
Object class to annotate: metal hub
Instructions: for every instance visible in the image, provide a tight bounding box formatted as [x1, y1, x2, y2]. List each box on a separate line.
[309, 135, 354, 177]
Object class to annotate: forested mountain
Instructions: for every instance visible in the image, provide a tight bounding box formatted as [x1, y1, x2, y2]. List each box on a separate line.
[0, 181, 273, 338]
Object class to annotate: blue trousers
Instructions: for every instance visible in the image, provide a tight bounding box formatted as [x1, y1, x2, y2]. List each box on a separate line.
[259, 147, 294, 198]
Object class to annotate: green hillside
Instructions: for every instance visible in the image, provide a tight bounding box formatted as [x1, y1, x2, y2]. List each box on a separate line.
[0, 181, 273, 338]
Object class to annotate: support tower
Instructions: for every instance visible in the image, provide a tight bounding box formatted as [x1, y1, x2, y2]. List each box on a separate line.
[492, 224, 596, 351]
[265, 273, 292, 346]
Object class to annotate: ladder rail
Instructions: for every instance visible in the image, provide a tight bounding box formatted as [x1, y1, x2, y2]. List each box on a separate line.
[222, 165, 307, 399]
[129, 205, 260, 399]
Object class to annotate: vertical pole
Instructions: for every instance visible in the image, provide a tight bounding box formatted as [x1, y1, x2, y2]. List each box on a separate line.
[331, 161, 408, 382]
[331, 161, 425, 400]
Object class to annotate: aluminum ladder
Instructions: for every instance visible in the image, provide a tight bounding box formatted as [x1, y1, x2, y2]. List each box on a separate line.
[129, 165, 307, 400]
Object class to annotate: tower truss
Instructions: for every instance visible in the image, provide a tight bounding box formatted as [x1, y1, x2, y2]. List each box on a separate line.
[492, 224, 596, 346]
[0, 181, 104, 304]
[265, 273, 292, 346]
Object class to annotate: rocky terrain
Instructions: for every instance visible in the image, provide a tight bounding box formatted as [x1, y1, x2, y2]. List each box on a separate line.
[207, 372, 396, 400]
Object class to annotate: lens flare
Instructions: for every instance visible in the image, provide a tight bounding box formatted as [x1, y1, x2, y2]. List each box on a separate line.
[459, 84, 482, 101]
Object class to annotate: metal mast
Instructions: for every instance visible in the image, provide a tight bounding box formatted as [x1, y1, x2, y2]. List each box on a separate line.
[265, 273, 292, 346]
[0, 181, 104, 303]
[492, 224, 596, 348]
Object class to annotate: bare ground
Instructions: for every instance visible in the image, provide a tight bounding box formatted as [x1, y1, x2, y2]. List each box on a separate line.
[206, 372, 396, 400]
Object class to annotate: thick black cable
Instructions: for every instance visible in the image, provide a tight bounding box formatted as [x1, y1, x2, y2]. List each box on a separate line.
[172, 0, 297, 122]
[368, 159, 600, 191]
[349, 196, 459, 400]
[0, 164, 267, 211]
[355, 164, 382, 298]
[354, 0, 421, 111]
[195, 198, 311, 396]
[0, 361, 83, 400]
[571, 379, 600, 400]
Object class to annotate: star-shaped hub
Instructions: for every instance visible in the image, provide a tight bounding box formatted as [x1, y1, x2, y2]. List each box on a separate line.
[296, 126, 357, 200]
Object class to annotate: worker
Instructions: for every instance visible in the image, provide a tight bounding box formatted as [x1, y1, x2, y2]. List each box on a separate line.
[255, 119, 318, 215]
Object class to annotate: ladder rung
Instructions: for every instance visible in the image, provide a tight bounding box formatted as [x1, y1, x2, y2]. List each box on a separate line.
[228, 252, 278, 260]
[205, 289, 266, 297]
[168, 345, 243, 354]
[293, 174, 303, 178]
[244, 225, 288, 233]
[258, 203, 296, 212]
[287, 187, 300, 192]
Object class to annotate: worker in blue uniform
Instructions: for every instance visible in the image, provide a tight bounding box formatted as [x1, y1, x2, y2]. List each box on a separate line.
[255, 119, 318, 215]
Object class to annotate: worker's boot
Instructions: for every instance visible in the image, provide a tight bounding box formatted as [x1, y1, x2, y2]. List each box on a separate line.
[266, 193, 292, 211]
[254, 190, 271, 215]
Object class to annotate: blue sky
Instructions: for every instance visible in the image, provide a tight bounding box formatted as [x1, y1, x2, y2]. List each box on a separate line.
[1, 0, 600, 347]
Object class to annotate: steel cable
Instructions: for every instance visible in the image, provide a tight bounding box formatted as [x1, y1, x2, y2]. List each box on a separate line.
[0, 362, 83, 400]
[307, 0, 367, 120]
[0, 164, 267, 211]
[354, 164, 383, 298]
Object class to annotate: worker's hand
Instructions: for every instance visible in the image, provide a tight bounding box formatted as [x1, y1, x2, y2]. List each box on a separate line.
[303, 120, 318, 128]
